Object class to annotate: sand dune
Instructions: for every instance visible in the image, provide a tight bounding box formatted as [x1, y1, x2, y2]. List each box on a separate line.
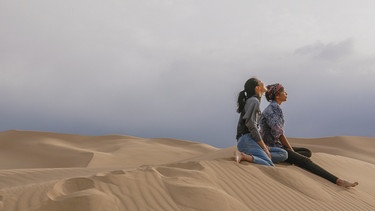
[0, 130, 374, 211]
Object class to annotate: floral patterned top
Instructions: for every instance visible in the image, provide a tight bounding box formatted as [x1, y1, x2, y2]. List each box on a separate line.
[260, 101, 284, 148]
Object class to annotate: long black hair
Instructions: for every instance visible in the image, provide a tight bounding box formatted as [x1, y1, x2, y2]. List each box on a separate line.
[236, 77, 260, 113]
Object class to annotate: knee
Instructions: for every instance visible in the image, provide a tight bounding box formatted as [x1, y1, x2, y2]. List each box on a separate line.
[305, 151, 312, 158]
[279, 151, 288, 161]
[284, 151, 288, 160]
[279, 149, 288, 160]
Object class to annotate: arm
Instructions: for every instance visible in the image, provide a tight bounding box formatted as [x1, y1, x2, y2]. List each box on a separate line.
[246, 119, 271, 158]
[243, 98, 271, 158]
[263, 103, 286, 147]
[244, 98, 262, 143]
[279, 134, 294, 151]
[257, 140, 272, 158]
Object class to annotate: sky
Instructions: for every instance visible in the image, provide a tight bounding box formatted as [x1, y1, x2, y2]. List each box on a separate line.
[1, 0, 374, 147]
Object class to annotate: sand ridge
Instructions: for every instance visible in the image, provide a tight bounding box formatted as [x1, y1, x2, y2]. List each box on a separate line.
[0, 130, 374, 210]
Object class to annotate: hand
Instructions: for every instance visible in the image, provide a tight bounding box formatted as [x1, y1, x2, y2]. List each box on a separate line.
[287, 147, 295, 152]
[264, 148, 272, 159]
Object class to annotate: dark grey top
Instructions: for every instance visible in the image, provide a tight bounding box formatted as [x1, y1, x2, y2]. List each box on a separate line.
[236, 96, 262, 142]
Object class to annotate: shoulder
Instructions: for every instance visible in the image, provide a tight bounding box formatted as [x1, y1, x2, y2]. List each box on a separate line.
[245, 97, 260, 110]
[243, 97, 260, 117]
[246, 96, 260, 105]
[263, 101, 281, 115]
[270, 101, 280, 109]
[265, 101, 280, 110]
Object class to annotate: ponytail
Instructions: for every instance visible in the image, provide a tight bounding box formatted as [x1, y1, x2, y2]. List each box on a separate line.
[236, 90, 247, 113]
[236, 77, 260, 113]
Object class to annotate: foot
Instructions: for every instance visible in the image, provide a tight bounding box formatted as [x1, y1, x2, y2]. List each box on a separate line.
[234, 150, 254, 163]
[336, 179, 359, 188]
[242, 153, 254, 163]
[234, 150, 243, 163]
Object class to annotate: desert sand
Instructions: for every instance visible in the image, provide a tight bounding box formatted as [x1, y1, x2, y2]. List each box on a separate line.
[0, 130, 374, 211]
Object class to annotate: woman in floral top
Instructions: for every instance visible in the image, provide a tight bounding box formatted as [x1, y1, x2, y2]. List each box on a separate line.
[260, 83, 358, 188]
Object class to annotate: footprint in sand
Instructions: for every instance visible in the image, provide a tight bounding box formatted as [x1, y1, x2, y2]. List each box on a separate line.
[155, 161, 205, 176]
[58, 177, 95, 195]
[154, 161, 249, 210]
[109, 169, 126, 175]
[93, 169, 128, 185]
[152, 161, 214, 190]
[164, 161, 205, 171]
[96, 169, 126, 177]
[44, 177, 116, 211]
[46, 177, 96, 201]
[154, 161, 206, 179]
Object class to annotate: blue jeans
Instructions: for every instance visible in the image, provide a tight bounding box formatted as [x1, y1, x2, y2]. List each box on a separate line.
[237, 134, 287, 166]
[270, 147, 288, 163]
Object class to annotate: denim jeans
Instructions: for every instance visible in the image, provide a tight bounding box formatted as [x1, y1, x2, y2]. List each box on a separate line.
[270, 147, 288, 163]
[237, 134, 287, 166]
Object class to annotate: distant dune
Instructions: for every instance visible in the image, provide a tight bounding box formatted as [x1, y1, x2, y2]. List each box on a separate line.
[0, 130, 374, 211]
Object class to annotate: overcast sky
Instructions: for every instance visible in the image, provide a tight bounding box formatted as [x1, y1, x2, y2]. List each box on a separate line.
[1, 0, 374, 147]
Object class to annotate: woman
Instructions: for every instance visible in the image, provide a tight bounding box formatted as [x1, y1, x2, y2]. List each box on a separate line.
[234, 78, 288, 166]
[260, 83, 359, 188]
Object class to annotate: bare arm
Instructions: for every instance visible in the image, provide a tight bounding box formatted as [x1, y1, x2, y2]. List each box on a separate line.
[279, 134, 294, 151]
[257, 140, 272, 159]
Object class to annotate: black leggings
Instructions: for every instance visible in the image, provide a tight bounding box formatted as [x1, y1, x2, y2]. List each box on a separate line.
[285, 148, 338, 184]
[292, 147, 312, 158]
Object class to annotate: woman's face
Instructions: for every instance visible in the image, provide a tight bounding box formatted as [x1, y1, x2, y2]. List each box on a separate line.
[256, 81, 268, 96]
[276, 89, 288, 102]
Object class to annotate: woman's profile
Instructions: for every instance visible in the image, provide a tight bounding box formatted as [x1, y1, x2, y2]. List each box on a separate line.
[260, 83, 359, 188]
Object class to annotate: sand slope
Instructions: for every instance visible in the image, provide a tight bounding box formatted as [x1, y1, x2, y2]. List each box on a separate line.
[0, 130, 374, 211]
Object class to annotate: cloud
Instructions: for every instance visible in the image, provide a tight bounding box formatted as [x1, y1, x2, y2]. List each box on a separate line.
[1, 1, 375, 147]
[294, 39, 354, 60]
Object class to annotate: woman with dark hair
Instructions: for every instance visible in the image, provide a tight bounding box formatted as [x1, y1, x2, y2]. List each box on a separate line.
[260, 83, 359, 188]
[234, 78, 288, 166]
